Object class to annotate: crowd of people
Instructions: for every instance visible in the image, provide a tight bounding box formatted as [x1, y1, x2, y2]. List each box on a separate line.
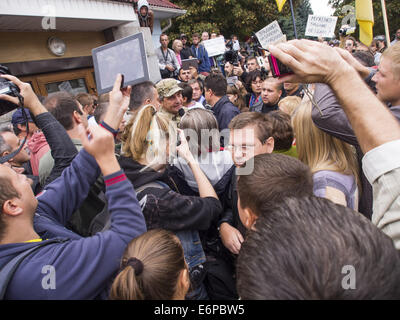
[1, 23, 400, 300]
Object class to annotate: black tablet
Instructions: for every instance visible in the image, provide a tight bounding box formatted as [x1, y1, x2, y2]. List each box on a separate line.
[92, 33, 149, 94]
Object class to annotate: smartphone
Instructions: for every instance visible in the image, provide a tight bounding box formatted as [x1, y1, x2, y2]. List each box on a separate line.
[268, 55, 293, 78]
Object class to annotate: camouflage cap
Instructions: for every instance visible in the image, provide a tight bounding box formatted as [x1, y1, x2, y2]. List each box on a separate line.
[156, 78, 182, 99]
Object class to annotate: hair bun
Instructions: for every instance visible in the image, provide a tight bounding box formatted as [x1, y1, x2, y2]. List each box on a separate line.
[125, 257, 144, 276]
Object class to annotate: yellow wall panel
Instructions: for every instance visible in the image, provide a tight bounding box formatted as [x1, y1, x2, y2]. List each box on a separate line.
[0, 31, 106, 63]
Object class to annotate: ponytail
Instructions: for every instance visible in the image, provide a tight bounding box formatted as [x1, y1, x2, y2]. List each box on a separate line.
[110, 266, 144, 300]
[122, 104, 157, 160]
[110, 229, 188, 300]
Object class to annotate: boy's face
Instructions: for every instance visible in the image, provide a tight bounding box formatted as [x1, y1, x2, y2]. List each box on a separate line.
[228, 125, 273, 168]
[140, 6, 148, 16]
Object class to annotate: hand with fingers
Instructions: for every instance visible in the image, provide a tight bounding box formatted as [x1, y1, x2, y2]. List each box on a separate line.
[219, 222, 244, 255]
[268, 39, 357, 85]
[78, 124, 120, 176]
[0, 74, 46, 116]
[103, 74, 132, 131]
[176, 129, 195, 164]
[334, 47, 371, 79]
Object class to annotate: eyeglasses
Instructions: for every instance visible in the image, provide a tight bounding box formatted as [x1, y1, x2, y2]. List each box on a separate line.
[226, 144, 256, 154]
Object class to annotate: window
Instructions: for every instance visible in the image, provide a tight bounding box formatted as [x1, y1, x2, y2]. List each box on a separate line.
[21, 68, 97, 97]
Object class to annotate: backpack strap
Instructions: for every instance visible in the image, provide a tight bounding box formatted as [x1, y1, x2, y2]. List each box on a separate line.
[0, 238, 68, 300]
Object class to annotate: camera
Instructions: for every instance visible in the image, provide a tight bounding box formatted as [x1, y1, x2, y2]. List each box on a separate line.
[339, 25, 355, 37]
[250, 34, 264, 57]
[0, 65, 21, 116]
[223, 50, 240, 67]
[268, 55, 293, 78]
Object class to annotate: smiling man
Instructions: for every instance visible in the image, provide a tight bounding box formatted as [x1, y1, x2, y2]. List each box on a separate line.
[372, 44, 400, 107]
[156, 78, 185, 125]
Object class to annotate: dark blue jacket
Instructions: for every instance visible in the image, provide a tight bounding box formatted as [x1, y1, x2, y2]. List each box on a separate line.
[191, 44, 211, 73]
[212, 95, 240, 132]
[0, 150, 147, 299]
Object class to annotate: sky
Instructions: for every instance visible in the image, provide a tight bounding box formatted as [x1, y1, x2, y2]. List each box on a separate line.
[309, 0, 335, 16]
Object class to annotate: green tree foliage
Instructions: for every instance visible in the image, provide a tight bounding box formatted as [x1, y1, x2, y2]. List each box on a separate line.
[167, 0, 303, 42]
[329, 0, 400, 42]
[279, 0, 313, 39]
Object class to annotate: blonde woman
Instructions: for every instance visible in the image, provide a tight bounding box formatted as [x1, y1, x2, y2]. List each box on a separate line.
[119, 105, 222, 299]
[172, 39, 184, 68]
[292, 99, 360, 211]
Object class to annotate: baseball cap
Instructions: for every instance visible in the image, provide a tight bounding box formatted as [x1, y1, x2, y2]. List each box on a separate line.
[11, 108, 33, 125]
[180, 34, 188, 40]
[156, 79, 183, 99]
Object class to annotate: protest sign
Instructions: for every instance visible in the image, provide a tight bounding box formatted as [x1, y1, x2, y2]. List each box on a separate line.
[202, 37, 226, 57]
[255, 20, 286, 48]
[305, 15, 338, 38]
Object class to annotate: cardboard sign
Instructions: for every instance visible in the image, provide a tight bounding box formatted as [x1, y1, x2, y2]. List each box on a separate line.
[255, 20, 285, 48]
[305, 15, 338, 38]
[202, 37, 226, 57]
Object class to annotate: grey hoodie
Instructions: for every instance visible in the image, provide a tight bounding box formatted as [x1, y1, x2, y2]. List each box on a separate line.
[173, 150, 234, 191]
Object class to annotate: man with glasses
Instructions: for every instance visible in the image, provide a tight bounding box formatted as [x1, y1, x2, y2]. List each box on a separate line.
[207, 112, 274, 300]
[221, 111, 274, 253]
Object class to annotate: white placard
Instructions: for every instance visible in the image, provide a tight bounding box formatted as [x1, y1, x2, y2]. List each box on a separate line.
[305, 15, 338, 38]
[58, 81, 73, 92]
[255, 20, 285, 48]
[202, 37, 226, 57]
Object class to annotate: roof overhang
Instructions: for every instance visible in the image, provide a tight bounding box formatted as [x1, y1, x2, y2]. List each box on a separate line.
[0, 0, 137, 32]
[150, 5, 186, 20]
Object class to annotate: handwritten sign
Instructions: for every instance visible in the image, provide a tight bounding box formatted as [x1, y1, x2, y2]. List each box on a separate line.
[255, 20, 285, 48]
[202, 37, 226, 57]
[305, 15, 338, 38]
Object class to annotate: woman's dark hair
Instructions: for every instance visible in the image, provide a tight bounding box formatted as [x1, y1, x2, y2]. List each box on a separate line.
[246, 70, 263, 93]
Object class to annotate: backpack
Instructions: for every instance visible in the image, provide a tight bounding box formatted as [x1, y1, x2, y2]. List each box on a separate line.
[0, 238, 68, 300]
[88, 181, 168, 235]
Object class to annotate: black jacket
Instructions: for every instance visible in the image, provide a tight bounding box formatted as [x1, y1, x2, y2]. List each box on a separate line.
[119, 156, 222, 232]
[219, 169, 246, 236]
[261, 102, 279, 114]
[212, 95, 240, 132]
[181, 46, 194, 60]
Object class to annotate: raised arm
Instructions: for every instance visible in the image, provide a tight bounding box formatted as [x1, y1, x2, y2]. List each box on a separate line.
[36, 74, 131, 227]
[0, 75, 78, 187]
[268, 40, 400, 154]
[269, 40, 400, 248]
